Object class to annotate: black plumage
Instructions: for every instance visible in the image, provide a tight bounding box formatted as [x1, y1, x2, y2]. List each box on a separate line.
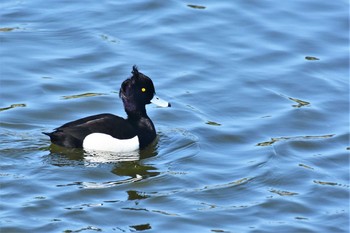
[43, 66, 169, 150]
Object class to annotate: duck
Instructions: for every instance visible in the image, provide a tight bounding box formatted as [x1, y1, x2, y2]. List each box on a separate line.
[43, 65, 170, 153]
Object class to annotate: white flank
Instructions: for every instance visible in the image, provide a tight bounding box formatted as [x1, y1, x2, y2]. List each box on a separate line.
[83, 133, 139, 153]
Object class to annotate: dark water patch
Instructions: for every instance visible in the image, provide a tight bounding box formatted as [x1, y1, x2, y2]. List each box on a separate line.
[269, 189, 299, 196]
[63, 226, 102, 232]
[0, 27, 20, 32]
[130, 223, 152, 231]
[256, 134, 334, 146]
[206, 120, 221, 126]
[298, 163, 314, 170]
[187, 4, 206, 9]
[211, 230, 230, 233]
[61, 92, 106, 100]
[99, 34, 119, 44]
[0, 103, 26, 112]
[288, 97, 310, 108]
[313, 180, 349, 188]
[305, 56, 320, 61]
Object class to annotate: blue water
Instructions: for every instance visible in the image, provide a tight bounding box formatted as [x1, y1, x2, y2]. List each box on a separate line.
[1, 0, 349, 232]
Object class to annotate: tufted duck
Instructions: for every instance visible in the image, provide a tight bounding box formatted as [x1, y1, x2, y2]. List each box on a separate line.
[43, 66, 170, 152]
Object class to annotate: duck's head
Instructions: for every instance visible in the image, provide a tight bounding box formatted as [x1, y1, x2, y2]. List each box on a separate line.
[119, 66, 170, 114]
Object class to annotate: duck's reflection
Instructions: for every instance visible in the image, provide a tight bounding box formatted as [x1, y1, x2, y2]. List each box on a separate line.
[84, 149, 140, 164]
[130, 223, 152, 231]
[126, 190, 150, 200]
[111, 161, 159, 178]
[44, 140, 160, 181]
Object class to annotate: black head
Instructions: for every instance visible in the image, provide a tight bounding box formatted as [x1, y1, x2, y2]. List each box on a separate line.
[119, 66, 157, 114]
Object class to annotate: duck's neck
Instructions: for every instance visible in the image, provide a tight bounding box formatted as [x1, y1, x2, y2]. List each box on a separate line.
[126, 109, 156, 149]
[123, 99, 146, 116]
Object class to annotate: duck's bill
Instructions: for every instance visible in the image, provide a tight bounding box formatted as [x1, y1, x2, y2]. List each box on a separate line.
[151, 95, 171, 107]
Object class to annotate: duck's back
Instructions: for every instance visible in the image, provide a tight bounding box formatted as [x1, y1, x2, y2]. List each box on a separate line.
[44, 113, 137, 148]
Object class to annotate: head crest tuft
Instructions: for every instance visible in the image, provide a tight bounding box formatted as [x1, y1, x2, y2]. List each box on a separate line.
[132, 65, 139, 76]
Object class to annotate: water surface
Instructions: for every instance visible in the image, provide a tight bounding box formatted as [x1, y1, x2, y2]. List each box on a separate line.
[1, 0, 349, 232]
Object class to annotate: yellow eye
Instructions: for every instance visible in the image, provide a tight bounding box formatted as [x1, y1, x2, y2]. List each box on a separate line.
[141, 87, 146, 92]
